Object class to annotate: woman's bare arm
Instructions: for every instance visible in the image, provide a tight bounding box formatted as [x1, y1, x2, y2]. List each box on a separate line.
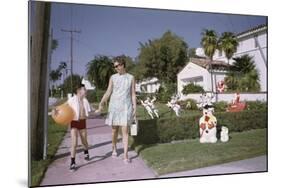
[99, 76, 113, 109]
[131, 76, 137, 117]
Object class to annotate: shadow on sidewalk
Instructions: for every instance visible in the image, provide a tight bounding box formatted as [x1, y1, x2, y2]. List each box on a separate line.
[53, 139, 121, 160]
[75, 151, 113, 170]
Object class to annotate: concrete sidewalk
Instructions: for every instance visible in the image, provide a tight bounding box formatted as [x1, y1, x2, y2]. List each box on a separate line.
[40, 116, 156, 186]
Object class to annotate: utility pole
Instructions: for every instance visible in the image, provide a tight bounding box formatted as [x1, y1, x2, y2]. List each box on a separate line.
[30, 1, 51, 161]
[43, 28, 53, 160]
[61, 29, 81, 95]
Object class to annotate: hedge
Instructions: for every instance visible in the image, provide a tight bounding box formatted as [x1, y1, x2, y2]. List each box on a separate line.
[132, 109, 267, 145]
[87, 89, 106, 103]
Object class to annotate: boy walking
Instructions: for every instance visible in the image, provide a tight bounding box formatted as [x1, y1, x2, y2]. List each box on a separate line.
[67, 84, 92, 171]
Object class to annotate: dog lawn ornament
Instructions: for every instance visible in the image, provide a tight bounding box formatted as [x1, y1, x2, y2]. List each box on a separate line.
[220, 126, 229, 142]
[199, 107, 217, 143]
[140, 98, 154, 119]
[147, 96, 159, 118]
[166, 96, 181, 117]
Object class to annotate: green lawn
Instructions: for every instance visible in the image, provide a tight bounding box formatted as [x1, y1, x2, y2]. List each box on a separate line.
[31, 118, 68, 187]
[133, 128, 267, 175]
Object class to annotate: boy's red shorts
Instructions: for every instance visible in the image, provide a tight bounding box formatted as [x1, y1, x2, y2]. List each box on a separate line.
[70, 119, 86, 130]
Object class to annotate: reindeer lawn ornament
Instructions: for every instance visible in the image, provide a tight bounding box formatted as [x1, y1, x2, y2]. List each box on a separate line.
[197, 92, 215, 111]
[146, 96, 159, 118]
[141, 97, 159, 119]
[166, 95, 181, 117]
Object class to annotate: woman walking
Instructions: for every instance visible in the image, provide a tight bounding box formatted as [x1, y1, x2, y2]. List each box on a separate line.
[96, 56, 137, 164]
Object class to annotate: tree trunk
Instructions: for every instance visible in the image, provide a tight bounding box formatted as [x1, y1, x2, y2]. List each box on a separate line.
[30, 1, 51, 160]
[209, 58, 214, 93]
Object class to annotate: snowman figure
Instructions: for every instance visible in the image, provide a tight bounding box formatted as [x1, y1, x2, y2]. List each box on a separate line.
[220, 126, 229, 142]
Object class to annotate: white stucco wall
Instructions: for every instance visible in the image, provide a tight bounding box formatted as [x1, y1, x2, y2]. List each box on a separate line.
[177, 63, 211, 94]
[180, 93, 267, 103]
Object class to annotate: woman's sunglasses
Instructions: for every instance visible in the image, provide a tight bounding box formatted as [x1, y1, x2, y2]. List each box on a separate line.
[114, 63, 122, 68]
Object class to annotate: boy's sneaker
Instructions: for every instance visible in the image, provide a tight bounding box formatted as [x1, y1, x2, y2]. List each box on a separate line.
[70, 163, 76, 171]
[84, 154, 90, 161]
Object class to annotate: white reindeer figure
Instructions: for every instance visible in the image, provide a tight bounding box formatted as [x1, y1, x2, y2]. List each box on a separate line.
[166, 95, 181, 117]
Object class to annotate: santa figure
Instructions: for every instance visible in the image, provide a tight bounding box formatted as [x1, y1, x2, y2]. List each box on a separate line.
[217, 80, 225, 93]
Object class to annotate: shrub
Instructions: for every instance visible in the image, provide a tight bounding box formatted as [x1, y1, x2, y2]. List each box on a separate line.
[180, 98, 198, 110]
[246, 101, 267, 111]
[182, 83, 204, 95]
[157, 82, 177, 103]
[132, 119, 159, 145]
[86, 89, 105, 103]
[132, 109, 267, 145]
[213, 101, 228, 112]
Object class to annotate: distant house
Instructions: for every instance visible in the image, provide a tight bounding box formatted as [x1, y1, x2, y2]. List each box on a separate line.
[177, 58, 230, 95]
[197, 24, 267, 92]
[81, 78, 95, 90]
[136, 77, 160, 94]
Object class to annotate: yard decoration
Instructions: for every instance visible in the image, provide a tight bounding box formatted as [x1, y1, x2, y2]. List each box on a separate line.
[220, 126, 229, 142]
[199, 106, 217, 143]
[166, 95, 181, 117]
[197, 92, 215, 111]
[141, 97, 159, 119]
[227, 92, 247, 112]
[217, 80, 225, 93]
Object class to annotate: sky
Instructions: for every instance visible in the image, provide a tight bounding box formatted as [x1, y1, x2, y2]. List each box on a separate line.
[31, 2, 267, 77]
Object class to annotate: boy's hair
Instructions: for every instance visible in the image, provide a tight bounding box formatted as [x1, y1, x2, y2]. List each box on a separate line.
[73, 83, 85, 94]
[113, 55, 126, 68]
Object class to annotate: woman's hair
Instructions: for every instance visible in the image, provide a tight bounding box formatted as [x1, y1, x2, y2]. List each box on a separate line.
[113, 55, 126, 68]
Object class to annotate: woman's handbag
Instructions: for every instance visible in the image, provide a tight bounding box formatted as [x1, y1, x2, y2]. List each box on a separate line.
[130, 118, 138, 136]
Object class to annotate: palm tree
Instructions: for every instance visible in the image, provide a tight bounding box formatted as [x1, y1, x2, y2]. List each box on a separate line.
[86, 56, 114, 90]
[51, 39, 58, 52]
[218, 32, 239, 65]
[200, 29, 218, 92]
[49, 69, 62, 97]
[225, 55, 260, 92]
[232, 55, 256, 74]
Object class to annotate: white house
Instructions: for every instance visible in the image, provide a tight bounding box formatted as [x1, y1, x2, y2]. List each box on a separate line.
[177, 58, 229, 96]
[136, 77, 161, 93]
[81, 77, 95, 90]
[199, 24, 267, 91]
